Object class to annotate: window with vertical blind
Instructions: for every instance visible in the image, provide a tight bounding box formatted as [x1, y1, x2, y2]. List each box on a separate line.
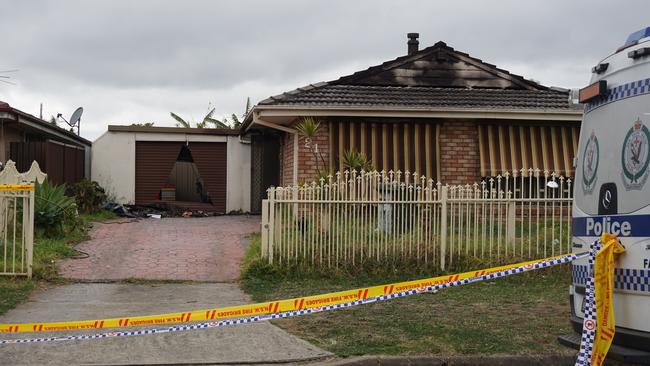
[328, 119, 439, 180]
[477, 123, 580, 177]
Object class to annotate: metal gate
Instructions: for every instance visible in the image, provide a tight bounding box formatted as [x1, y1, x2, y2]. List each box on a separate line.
[0, 160, 44, 278]
[0, 185, 35, 278]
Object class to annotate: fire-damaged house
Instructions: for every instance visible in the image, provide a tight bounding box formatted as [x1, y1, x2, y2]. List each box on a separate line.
[242, 34, 583, 212]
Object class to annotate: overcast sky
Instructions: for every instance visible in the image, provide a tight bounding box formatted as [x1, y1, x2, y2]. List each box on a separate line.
[1, 0, 649, 140]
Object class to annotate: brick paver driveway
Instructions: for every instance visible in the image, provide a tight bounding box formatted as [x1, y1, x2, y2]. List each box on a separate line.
[59, 216, 260, 282]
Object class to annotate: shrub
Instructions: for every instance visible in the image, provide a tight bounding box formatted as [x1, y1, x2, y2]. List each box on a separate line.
[66, 179, 107, 214]
[296, 117, 328, 177]
[35, 179, 78, 237]
[342, 150, 374, 172]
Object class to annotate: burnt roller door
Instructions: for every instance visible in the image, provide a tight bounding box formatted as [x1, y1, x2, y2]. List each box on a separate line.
[135, 141, 227, 212]
[189, 142, 227, 212]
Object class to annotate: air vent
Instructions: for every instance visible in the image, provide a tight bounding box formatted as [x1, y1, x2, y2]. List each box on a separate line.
[628, 47, 650, 59]
[592, 63, 609, 74]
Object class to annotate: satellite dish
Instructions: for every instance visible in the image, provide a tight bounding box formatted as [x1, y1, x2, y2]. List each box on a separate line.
[69, 107, 83, 127]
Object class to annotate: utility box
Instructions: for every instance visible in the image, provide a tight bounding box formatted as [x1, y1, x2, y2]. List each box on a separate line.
[377, 182, 398, 233]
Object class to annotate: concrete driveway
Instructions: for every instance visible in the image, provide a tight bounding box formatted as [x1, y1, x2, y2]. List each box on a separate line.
[59, 216, 260, 282]
[0, 283, 331, 365]
[1, 215, 332, 365]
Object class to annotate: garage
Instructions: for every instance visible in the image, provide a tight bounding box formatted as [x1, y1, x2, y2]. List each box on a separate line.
[135, 141, 227, 212]
[92, 125, 251, 213]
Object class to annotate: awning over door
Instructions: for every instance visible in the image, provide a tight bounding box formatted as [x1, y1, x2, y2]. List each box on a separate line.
[477, 124, 580, 177]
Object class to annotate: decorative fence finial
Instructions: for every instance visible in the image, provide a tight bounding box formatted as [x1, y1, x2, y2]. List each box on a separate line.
[0, 160, 47, 185]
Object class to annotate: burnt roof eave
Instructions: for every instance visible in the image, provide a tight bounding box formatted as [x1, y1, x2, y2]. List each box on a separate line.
[242, 102, 582, 133]
[248, 105, 583, 130]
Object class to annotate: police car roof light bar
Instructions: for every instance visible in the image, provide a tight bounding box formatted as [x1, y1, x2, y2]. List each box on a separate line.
[617, 26, 650, 53]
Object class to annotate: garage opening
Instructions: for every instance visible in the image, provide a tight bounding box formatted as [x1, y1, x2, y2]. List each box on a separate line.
[166, 145, 212, 204]
[135, 141, 227, 212]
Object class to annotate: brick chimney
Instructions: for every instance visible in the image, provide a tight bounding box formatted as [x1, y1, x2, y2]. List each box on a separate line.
[407, 33, 419, 55]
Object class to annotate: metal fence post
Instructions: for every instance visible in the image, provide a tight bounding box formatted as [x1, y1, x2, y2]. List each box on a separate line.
[267, 188, 276, 265]
[26, 187, 34, 278]
[261, 199, 269, 260]
[440, 185, 448, 271]
[506, 198, 516, 253]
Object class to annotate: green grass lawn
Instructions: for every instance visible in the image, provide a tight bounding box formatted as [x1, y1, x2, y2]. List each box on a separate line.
[0, 277, 34, 316]
[0, 210, 118, 316]
[241, 234, 575, 357]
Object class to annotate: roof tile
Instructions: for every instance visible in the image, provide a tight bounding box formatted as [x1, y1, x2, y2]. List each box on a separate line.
[259, 85, 578, 110]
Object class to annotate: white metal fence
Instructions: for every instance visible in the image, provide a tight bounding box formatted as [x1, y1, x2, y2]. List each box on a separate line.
[0, 186, 35, 277]
[260, 169, 573, 271]
[0, 161, 45, 278]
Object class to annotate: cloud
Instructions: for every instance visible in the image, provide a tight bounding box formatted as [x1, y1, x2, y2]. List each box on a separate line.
[1, 0, 649, 140]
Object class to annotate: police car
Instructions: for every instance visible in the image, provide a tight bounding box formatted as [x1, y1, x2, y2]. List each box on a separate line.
[558, 27, 650, 363]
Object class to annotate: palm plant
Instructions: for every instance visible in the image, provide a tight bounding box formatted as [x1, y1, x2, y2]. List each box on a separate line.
[170, 104, 229, 128]
[295, 117, 329, 178]
[295, 117, 321, 141]
[226, 113, 242, 129]
[171, 98, 253, 129]
[342, 150, 374, 171]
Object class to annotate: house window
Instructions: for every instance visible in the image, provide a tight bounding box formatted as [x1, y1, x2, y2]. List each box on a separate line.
[477, 123, 580, 178]
[328, 119, 439, 180]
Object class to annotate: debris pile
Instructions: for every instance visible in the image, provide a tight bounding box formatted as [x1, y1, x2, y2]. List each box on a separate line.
[104, 202, 221, 218]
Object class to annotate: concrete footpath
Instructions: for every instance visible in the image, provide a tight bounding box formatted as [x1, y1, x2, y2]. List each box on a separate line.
[0, 283, 331, 366]
[312, 355, 581, 366]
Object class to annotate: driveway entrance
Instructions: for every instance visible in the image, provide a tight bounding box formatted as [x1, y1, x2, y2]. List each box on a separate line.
[58, 216, 260, 282]
[0, 283, 331, 365]
[3, 215, 335, 365]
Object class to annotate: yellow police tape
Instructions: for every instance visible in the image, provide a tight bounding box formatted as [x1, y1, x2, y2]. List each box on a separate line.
[0, 184, 34, 191]
[0, 253, 575, 333]
[590, 233, 625, 366]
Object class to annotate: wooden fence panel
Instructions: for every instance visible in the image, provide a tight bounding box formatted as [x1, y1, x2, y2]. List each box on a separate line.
[10, 141, 84, 185]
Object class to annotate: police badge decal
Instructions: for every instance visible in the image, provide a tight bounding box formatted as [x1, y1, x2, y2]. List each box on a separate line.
[621, 118, 650, 191]
[582, 130, 599, 194]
